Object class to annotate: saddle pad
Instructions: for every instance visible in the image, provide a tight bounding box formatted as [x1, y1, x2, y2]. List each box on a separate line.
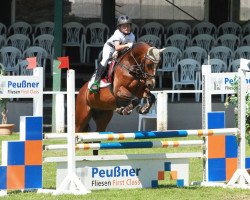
[88, 74, 110, 89]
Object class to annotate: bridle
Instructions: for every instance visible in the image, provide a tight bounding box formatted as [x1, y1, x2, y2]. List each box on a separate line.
[117, 46, 160, 80]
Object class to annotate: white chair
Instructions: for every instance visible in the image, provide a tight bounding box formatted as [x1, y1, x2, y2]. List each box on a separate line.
[0, 35, 5, 49]
[241, 35, 250, 46]
[0, 22, 7, 37]
[171, 58, 201, 102]
[166, 22, 192, 38]
[84, 22, 109, 63]
[132, 23, 139, 41]
[229, 59, 241, 72]
[216, 34, 240, 51]
[137, 34, 162, 48]
[242, 22, 250, 37]
[7, 21, 32, 36]
[157, 46, 182, 88]
[0, 46, 22, 75]
[23, 46, 48, 68]
[140, 22, 164, 39]
[217, 22, 242, 37]
[209, 46, 234, 72]
[200, 58, 227, 102]
[191, 34, 216, 53]
[234, 46, 250, 60]
[183, 46, 208, 65]
[192, 21, 217, 38]
[33, 34, 54, 74]
[63, 22, 86, 63]
[165, 34, 190, 52]
[5, 34, 31, 53]
[138, 92, 157, 131]
[33, 21, 54, 41]
[16, 60, 33, 75]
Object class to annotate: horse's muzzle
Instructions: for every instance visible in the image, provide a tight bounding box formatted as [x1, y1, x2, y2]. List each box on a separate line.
[146, 78, 155, 89]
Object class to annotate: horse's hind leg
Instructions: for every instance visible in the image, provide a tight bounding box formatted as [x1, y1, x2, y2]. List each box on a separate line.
[92, 110, 114, 155]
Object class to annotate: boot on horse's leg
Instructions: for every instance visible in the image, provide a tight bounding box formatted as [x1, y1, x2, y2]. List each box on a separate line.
[89, 64, 106, 93]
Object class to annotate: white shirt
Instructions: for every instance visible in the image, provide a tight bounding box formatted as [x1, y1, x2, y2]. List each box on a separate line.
[106, 29, 135, 46]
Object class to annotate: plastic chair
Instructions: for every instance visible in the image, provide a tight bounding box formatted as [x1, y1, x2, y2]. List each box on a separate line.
[137, 34, 162, 48]
[209, 46, 234, 72]
[63, 22, 86, 63]
[16, 60, 33, 75]
[157, 46, 182, 88]
[216, 34, 240, 51]
[241, 35, 250, 46]
[166, 22, 192, 38]
[229, 59, 241, 72]
[191, 34, 216, 53]
[192, 21, 217, 38]
[234, 46, 250, 60]
[33, 21, 54, 41]
[5, 34, 31, 53]
[242, 22, 250, 37]
[0, 35, 5, 49]
[171, 58, 201, 102]
[165, 34, 190, 51]
[138, 92, 157, 131]
[7, 21, 32, 36]
[200, 58, 227, 102]
[84, 22, 109, 63]
[0, 46, 22, 75]
[132, 23, 139, 41]
[33, 34, 54, 74]
[140, 22, 164, 39]
[217, 22, 242, 37]
[0, 22, 7, 37]
[183, 46, 208, 65]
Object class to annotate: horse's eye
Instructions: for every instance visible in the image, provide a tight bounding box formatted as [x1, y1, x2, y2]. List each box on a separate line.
[147, 64, 154, 69]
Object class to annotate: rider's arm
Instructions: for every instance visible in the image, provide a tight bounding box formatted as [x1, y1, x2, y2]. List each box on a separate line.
[114, 40, 130, 51]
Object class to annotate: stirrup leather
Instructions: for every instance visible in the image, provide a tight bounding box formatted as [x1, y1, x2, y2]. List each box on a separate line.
[89, 81, 100, 93]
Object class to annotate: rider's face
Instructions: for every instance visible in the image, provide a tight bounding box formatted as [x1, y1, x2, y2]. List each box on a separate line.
[119, 24, 131, 34]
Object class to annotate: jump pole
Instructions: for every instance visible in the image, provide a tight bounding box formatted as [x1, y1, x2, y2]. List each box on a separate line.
[53, 69, 90, 195]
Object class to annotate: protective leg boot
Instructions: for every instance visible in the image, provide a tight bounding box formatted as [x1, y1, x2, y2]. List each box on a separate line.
[89, 64, 106, 93]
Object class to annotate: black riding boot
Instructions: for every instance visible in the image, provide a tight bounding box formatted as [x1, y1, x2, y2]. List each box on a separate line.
[89, 64, 106, 93]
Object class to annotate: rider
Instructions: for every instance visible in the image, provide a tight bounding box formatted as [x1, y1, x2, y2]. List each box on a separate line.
[89, 15, 135, 93]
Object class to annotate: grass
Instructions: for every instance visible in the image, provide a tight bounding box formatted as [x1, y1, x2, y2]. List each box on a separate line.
[1, 133, 250, 199]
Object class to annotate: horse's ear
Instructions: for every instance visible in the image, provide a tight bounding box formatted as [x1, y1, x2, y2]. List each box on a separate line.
[159, 48, 166, 53]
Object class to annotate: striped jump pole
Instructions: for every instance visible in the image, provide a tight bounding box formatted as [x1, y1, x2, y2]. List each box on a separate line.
[43, 128, 238, 142]
[44, 140, 204, 151]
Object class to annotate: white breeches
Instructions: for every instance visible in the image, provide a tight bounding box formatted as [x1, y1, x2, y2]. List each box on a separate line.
[100, 44, 115, 67]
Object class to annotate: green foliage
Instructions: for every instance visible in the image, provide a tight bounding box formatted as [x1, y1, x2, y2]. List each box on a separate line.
[225, 77, 250, 145]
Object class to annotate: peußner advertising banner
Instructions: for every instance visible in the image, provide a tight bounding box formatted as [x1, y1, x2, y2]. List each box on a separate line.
[0, 76, 42, 98]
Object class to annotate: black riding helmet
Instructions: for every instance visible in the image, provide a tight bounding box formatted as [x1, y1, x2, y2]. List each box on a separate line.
[117, 15, 132, 27]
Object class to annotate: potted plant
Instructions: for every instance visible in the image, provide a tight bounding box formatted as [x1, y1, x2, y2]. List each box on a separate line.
[0, 67, 14, 135]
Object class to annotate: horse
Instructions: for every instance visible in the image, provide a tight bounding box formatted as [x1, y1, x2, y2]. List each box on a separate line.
[75, 42, 164, 135]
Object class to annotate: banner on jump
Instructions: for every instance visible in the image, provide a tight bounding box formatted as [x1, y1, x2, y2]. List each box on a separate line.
[207, 72, 250, 94]
[0, 76, 42, 98]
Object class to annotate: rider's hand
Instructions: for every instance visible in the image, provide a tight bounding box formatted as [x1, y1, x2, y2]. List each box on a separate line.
[127, 42, 133, 48]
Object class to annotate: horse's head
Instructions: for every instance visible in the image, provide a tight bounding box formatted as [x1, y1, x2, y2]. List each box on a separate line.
[143, 46, 165, 88]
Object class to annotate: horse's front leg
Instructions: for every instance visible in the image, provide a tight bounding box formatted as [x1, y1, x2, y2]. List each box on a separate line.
[137, 92, 156, 114]
[115, 86, 140, 115]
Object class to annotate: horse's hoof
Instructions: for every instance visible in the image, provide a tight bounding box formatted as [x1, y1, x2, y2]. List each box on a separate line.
[122, 109, 132, 115]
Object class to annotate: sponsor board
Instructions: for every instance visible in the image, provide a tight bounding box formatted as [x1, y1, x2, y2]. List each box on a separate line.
[0, 76, 42, 98]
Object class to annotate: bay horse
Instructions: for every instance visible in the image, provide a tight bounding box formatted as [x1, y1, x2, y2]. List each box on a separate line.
[75, 42, 164, 135]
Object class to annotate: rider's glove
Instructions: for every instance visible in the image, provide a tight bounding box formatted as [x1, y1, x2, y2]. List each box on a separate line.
[127, 42, 133, 48]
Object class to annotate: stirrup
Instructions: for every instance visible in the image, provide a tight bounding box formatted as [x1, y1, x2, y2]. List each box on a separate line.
[89, 81, 100, 93]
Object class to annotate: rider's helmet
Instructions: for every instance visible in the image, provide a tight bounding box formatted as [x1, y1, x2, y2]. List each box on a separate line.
[117, 15, 132, 27]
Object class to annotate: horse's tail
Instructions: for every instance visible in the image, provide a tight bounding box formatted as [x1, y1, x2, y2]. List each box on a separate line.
[75, 82, 92, 132]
